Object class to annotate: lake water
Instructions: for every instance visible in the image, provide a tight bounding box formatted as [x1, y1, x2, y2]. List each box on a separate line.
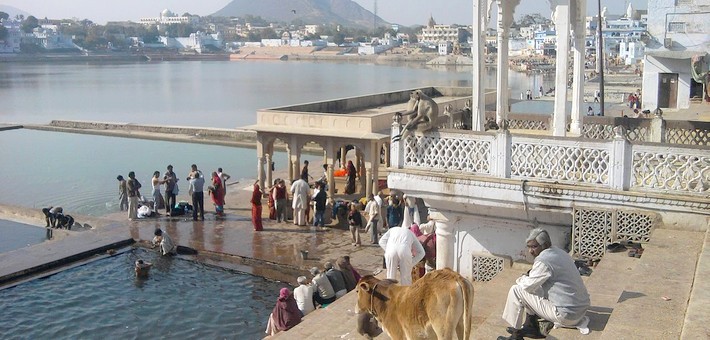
[0, 60, 557, 217]
[0, 220, 47, 253]
[0, 248, 286, 339]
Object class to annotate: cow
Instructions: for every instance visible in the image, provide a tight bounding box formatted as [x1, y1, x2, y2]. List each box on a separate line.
[356, 268, 474, 340]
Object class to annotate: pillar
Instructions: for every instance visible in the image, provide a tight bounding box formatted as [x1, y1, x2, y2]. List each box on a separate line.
[265, 154, 273, 188]
[391, 117, 404, 169]
[570, 0, 587, 135]
[327, 163, 335, 198]
[432, 210, 454, 270]
[609, 126, 631, 190]
[495, 0, 518, 126]
[552, 2, 571, 137]
[365, 168, 373, 199]
[257, 156, 265, 191]
[471, 0, 490, 131]
[384, 142, 391, 167]
[287, 149, 294, 182]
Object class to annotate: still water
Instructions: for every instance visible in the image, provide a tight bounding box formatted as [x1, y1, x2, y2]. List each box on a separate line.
[0, 61, 556, 217]
[0, 248, 286, 339]
[0, 61, 556, 127]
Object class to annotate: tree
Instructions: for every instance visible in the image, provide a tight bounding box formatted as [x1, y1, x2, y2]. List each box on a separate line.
[332, 32, 345, 45]
[21, 15, 39, 33]
[0, 26, 7, 41]
[0, 11, 10, 21]
[143, 25, 160, 43]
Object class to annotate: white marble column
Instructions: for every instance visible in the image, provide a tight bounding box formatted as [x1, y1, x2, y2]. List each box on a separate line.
[570, 0, 587, 135]
[287, 149, 294, 182]
[495, 0, 519, 126]
[471, 0, 490, 131]
[257, 156, 265, 191]
[432, 210, 454, 270]
[552, 1, 571, 136]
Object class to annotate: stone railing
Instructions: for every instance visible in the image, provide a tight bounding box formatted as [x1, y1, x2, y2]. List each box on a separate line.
[391, 124, 710, 197]
[445, 112, 710, 146]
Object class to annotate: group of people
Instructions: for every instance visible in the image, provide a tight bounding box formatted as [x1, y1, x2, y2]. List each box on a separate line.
[627, 91, 641, 109]
[265, 256, 361, 336]
[117, 164, 232, 221]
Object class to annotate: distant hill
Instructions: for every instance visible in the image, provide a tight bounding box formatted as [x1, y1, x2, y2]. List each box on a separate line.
[211, 0, 389, 30]
[0, 4, 32, 19]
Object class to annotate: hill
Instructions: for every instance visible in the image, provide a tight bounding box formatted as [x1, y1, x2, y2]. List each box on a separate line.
[211, 0, 389, 30]
[0, 4, 31, 19]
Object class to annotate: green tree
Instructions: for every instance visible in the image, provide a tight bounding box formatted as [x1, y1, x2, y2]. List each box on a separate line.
[21, 15, 39, 33]
[259, 27, 278, 40]
[0, 25, 7, 41]
[333, 32, 345, 45]
[0, 11, 10, 21]
[143, 25, 160, 43]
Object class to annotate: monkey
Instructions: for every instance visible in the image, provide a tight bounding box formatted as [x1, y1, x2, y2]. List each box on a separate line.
[392, 90, 439, 142]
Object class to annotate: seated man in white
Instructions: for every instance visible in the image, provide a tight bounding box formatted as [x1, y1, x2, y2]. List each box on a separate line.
[499, 228, 590, 339]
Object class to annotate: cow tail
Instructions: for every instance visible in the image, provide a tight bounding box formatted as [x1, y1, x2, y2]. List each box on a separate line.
[460, 276, 474, 340]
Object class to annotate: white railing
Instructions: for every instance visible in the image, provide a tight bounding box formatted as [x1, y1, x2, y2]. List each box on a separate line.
[391, 123, 710, 196]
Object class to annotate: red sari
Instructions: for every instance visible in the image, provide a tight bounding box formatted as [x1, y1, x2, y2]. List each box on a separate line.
[210, 174, 225, 216]
[251, 183, 263, 231]
[268, 186, 276, 220]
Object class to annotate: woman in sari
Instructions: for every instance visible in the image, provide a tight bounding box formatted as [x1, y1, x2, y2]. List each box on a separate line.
[264, 288, 302, 336]
[344, 160, 357, 194]
[251, 181, 263, 231]
[210, 172, 225, 217]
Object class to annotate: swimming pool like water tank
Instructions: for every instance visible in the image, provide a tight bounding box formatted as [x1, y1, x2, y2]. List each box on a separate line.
[0, 248, 288, 339]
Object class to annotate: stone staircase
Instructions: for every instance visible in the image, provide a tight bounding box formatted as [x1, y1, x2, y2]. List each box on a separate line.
[270, 228, 709, 340]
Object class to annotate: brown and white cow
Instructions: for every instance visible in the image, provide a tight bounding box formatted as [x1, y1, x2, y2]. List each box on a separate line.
[356, 268, 474, 340]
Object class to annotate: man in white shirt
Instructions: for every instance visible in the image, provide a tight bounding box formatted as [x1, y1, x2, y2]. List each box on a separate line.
[365, 194, 380, 244]
[293, 276, 315, 316]
[290, 178, 310, 226]
[499, 228, 590, 340]
[152, 228, 177, 256]
[378, 226, 425, 286]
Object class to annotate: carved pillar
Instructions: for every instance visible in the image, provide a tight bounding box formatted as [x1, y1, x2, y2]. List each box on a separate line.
[256, 134, 265, 190]
[491, 128, 512, 179]
[609, 126, 632, 190]
[432, 209, 454, 270]
[257, 156, 265, 191]
[285, 149, 292, 182]
[649, 111, 666, 143]
[552, 2, 571, 137]
[357, 150, 366, 194]
[326, 139, 336, 198]
[570, 0, 587, 135]
[265, 154, 273, 189]
[384, 142, 391, 167]
[471, 0, 491, 131]
[391, 117, 404, 169]
[496, 0, 519, 126]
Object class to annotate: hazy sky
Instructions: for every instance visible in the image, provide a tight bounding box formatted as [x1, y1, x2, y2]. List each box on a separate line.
[1, 0, 648, 26]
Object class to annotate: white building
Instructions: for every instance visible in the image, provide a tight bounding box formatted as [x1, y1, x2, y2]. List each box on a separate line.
[159, 31, 222, 53]
[140, 9, 195, 26]
[419, 16, 465, 49]
[619, 40, 644, 65]
[642, 0, 710, 110]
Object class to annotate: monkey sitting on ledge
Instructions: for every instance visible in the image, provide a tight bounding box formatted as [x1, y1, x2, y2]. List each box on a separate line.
[392, 89, 439, 142]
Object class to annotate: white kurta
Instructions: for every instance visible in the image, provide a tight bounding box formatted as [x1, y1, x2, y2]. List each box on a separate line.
[294, 283, 316, 316]
[378, 227, 425, 286]
[290, 179, 310, 226]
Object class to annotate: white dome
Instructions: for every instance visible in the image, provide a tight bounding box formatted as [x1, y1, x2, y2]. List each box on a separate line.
[161, 9, 173, 17]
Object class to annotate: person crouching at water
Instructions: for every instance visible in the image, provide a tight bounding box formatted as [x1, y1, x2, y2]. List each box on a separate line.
[265, 287, 302, 336]
[135, 259, 152, 278]
[152, 228, 177, 256]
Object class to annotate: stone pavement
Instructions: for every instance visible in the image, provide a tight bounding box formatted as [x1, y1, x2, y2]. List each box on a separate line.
[2, 179, 708, 339]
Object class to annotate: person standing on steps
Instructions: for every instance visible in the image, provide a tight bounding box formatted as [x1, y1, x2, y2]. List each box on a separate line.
[189, 171, 205, 221]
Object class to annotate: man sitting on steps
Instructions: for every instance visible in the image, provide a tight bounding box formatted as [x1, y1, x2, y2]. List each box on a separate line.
[498, 228, 590, 339]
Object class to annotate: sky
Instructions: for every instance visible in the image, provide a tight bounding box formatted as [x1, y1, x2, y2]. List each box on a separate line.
[1, 0, 648, 26]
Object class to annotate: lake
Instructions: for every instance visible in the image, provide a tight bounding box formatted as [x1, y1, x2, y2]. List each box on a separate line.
[0, 60, 558, 217]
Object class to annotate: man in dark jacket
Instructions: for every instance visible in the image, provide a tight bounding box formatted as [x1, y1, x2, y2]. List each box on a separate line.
[324, 262, 347, 298]
[312, 182, 328, 227]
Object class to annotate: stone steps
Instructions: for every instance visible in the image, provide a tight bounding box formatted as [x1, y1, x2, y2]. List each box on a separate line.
[270, 228, 707, 340]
